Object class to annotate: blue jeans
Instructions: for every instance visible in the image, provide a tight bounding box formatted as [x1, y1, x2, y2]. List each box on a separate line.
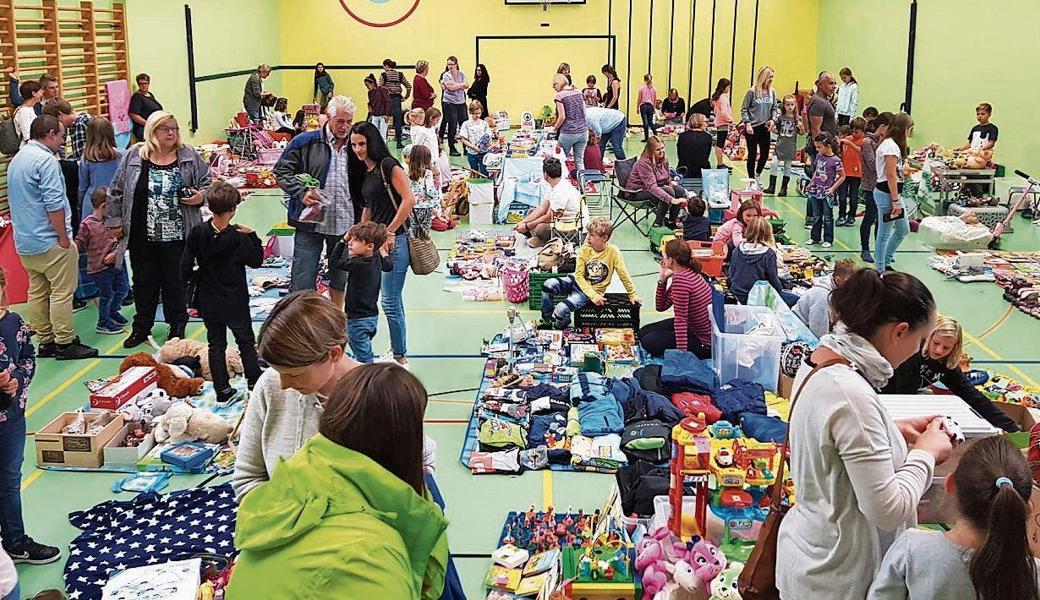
[809, 194, 834, 244]
[0, 412, 27, 549]
[369, 115, 388, 141]
[557, 131, 588, 175]
[381, 234, 410, 358]
[779, 290, 801, 307]
[425, 475, 466, 600]
[347, 315, 379, 363]
[90, 266, 129, 329]
[466, 152, 488, 177]
[874, 188, 909, 271]
[639, 103, 658, 140]
[541, 275, 590, 327]
[290, 230, 348, 293]
[600, 120, 628, 160]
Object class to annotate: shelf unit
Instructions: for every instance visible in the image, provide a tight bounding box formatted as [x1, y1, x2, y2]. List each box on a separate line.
[0, 0, 129, 213]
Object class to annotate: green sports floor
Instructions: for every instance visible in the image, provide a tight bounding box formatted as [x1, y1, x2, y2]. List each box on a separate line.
[13, 138, 1040, 599]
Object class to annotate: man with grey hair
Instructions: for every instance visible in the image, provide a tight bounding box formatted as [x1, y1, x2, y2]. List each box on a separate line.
[243, 64, 272, 121]
[274, 95, 356, 309]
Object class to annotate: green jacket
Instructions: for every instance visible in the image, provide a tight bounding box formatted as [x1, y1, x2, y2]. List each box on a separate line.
[227, 434, 449, 600]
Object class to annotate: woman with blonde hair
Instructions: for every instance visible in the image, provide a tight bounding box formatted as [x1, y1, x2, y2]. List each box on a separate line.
[106, 111, 210, 347]
[627, 136, 688, 228]
[727, 216, 799, 305]
[883, 316, 1018, 431]
[78, 116, 123, 221]
[740, 66, 779, 185]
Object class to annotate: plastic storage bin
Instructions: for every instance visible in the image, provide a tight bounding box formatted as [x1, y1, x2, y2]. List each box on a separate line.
[709, 305, 784, 392]
[688, 240, 728, 278]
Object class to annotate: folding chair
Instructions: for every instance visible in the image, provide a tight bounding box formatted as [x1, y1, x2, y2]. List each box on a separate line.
[577, 169, 611, 218]
[609, 157, 656, 236]
[551, 196, 588, 246]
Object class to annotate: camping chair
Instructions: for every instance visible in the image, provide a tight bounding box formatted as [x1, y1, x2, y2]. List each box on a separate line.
[578, 168, 611, 218]
[551, 196, 589, 246]
[609, 157, 655, 236]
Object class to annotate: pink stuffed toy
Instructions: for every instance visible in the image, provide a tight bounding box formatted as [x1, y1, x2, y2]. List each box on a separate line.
[636, 528, 672, 597]
[689, 536, 726, 584]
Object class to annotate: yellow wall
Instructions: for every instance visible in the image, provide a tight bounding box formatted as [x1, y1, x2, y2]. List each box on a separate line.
[277, 0, 818, 124]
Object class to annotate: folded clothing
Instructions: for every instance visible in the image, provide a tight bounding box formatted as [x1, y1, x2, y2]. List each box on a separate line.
[620, 419, 672, 463]
[469, 448, 521, 474]
[528, 412, 571, 464]
[530, 396, 571, 414]
[478, 417, 528, 451]
[661, 349, 717, 394]
[570, 373, 610, 404]
[616, 460, 670, 516]
[671, 391, 722, 423]
[479, 399, 529, 421]
[741, 412, 787, 444]
[578, 394, 625, 437]
[713, 379, 767, 423]
[610, 377, 686, 426]
[571, 434, 627, 472]
[525, 382, 570, 404]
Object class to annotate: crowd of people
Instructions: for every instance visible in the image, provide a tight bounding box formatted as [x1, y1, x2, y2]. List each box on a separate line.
[0, 51, 1024, 600]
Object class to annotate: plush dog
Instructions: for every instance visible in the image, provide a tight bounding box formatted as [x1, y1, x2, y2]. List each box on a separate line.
[117, 388, 174, 424]
[119, 353, 204, 399]
[158, 338, 244, 382]
[152, 401, 233, 445]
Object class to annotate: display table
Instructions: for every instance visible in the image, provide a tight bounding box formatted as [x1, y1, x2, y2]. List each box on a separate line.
[931, 166, 997, 214]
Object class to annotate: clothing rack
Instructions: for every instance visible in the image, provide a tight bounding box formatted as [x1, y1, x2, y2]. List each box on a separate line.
[0, 0, 129, 213]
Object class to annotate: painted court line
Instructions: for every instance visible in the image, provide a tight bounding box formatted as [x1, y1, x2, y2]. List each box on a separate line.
[542, 469, 553, 510]
[963, 331, 1040, 388]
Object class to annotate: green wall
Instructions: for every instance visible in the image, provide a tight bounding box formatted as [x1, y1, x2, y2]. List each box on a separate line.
[124, 0, 282, 142]
[818, 0, 1039, 175]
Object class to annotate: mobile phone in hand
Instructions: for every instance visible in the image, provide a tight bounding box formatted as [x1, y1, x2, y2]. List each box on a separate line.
[883, 210, 901, 223]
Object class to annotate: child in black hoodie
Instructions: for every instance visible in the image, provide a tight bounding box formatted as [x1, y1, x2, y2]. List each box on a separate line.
[180, 182, 264, 403]
[681, 196, 711, 242]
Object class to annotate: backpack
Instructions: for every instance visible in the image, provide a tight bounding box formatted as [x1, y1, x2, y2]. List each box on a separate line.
[0, 116, 20, 156]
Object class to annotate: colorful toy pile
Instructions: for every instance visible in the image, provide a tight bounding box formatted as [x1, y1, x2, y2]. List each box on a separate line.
[445, 230, 528, 300]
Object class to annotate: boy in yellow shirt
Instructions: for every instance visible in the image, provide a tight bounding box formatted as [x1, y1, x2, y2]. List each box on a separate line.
[540, 218, 641, 328]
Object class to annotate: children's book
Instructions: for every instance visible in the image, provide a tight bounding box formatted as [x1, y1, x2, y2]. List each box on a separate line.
[515, 572, 551, 596]
[485, 565, 523, 590]
[492, 544, 530, 569]
[522, 548, 560, 577]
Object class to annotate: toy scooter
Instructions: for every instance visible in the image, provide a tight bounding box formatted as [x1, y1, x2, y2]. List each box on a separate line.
[991, 170, 1038, 249]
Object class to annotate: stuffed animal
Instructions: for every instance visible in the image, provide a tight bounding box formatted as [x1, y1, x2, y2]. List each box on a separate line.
[158, 337, 244, 382]
[661, 559, 710, 600]
[117, 389, 174, 424]
[689, 537, 726, 584]
[119, 353, 204, 398]
[152, 401, 233, 445]
[636, 527, 692, 599]
[710, 562, 744, 600]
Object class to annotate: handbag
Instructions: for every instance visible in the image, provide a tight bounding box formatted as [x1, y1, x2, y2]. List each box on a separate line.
[738, 356, 848, 600]
[378, 158, 441, 276]
[536, 238, 565, 271]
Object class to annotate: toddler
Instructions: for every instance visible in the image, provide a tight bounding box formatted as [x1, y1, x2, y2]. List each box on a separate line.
[458, 100, 493, 177]
[179, 182, 264, 403]
[807, 132, 845, 248]
[836, 118, 865, 226]
[681, 196, 711, 242]
[405, 144, 439, 238]
[763, 94, 803, 197]
[541, 218, 640, 328]
[329, 222, 393, 363]
[74, 187, 129, 334]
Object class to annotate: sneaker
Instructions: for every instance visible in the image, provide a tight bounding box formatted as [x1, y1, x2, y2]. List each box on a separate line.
[449, 150, 461, 157]
[807, 239, 820, 245]
[55, 338, 98, 361]
[215, 387, 242, 404]
[821, 242, 832, 248]
[861, 250, 875, 264]
[122, 290, 134, 306]
[123, 331, 149, 349]
[72, 298, 87, 313]
[95, 324, 125, 335]
[37, 342, 57, 359]
[111, 312, 128, 326]
[5, 537, 60, 565]
[803, 222, 812, 230]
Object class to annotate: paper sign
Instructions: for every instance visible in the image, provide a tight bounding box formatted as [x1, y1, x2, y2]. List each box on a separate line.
[105, 79, 131, 134]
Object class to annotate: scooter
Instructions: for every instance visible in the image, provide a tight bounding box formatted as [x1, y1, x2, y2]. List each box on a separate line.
[989, 169, 1038, 249]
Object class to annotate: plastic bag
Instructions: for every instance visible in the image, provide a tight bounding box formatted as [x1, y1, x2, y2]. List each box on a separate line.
[701, 169, 731, 208]
[917, 216, 993, 250]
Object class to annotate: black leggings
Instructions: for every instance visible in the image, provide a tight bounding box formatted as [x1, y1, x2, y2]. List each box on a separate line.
[652, 184, 686, 225]
[129, 240, 187, 335]
[639, 318, 711, 359]
[745, 124, 771, 177]
[439, 102, 467, 153]
[860, 188, 878, 251]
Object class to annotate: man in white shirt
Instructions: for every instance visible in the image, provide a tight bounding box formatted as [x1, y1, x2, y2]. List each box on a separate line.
[514, 157, 582, 248]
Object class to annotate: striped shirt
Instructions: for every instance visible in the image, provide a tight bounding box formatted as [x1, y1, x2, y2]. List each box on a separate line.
[316, 129, 354, 236]
[379, 69, 412, 99]
[656, 268, 713, 352]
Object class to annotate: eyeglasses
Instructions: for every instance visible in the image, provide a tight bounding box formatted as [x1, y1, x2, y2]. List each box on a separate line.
[156, 126, 179, 133]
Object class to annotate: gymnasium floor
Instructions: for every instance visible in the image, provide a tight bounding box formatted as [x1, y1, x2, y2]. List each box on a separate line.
[14, 137, 1040, 598]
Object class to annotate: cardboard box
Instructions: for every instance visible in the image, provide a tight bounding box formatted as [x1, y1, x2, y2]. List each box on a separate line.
[103, 424, 156, 468]
[994, 401, 1038, 449]
[36, 412, 125, 469]
[777, 373, 794, 400]
[90, 366, 157, 411]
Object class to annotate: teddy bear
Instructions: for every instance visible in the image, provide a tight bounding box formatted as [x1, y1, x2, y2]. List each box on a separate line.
[158, 337, 244, 382]
[119, 353, 204, 399]
[152, 401, 233, 445]
[116, 388, 174, 424]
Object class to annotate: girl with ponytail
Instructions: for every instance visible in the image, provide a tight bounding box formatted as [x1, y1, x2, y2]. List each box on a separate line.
[868, 435, 1040, 599]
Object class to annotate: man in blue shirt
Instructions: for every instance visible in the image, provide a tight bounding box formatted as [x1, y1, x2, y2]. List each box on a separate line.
[584, 106, 628, 160]
[7, 115, 97, 360]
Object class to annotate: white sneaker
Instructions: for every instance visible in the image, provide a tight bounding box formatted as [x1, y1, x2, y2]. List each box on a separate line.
[821, 242, 832, 248]
[375, 350, 410, 371]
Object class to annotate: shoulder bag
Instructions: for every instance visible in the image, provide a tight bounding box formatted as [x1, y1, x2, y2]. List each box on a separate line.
[378, 158, 440, 276]
[738, 356, 849, 600]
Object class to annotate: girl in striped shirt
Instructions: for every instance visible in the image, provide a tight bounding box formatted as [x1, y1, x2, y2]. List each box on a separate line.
[639, 238, 713, 359]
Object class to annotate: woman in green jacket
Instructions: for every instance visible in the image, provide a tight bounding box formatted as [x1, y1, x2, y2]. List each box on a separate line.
[313, 62, 335, 111]
[228, 363, 449, 599]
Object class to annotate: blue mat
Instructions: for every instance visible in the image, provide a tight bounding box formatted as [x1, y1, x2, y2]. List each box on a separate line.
[154, 264, 290, 323]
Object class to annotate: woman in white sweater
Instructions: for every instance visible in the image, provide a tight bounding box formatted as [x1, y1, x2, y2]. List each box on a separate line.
[776, 269, 954, 599]
[232, 291, 436, 501]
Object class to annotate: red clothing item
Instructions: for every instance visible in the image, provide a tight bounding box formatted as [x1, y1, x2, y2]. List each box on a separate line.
[671, 391, 721, 423]
[655, 268, 713, 352]
[74, 214, 118, 274]
[583, 143, 604, 172]
[368, 88, 391, 117]
[412, 75, 435, 111]
[841, 132, 864, 178]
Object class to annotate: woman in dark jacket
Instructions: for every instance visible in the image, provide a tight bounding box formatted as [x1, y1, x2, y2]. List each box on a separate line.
[313, 62, 335, 111]
[106, 111, 210, 348]
[883, 316, 1018, 432]
[468, 64, 490, 119]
